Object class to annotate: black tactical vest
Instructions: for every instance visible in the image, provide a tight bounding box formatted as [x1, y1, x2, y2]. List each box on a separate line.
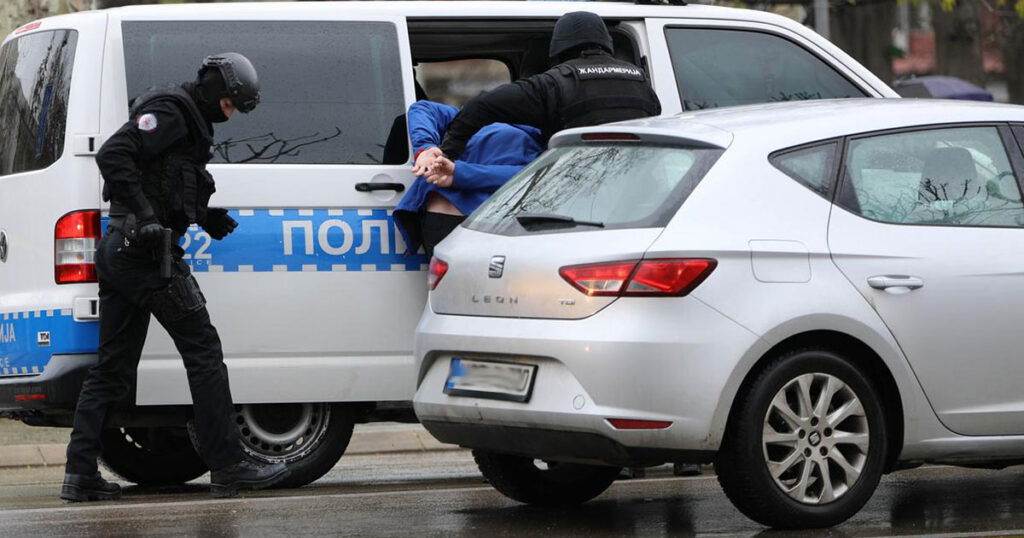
[109, 85, 216, 233]
[551, 52, 661, 129]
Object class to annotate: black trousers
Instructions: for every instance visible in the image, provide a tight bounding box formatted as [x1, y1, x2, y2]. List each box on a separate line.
[65, 227, 242, 476]
[420, 212, 466, 258]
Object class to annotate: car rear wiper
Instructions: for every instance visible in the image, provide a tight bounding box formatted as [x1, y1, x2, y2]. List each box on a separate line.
[515, 213, 605, 228]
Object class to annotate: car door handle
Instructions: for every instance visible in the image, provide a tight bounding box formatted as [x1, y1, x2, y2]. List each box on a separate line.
[355, 182, 405, 193]
[867, 275, 924, 291]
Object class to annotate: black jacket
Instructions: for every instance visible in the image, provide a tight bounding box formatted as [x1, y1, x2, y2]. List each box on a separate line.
[98, 84, 215, 233]
[439, 51, 661, 158]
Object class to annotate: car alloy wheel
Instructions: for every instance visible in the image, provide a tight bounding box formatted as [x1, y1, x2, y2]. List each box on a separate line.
[762, 373, 870, 504]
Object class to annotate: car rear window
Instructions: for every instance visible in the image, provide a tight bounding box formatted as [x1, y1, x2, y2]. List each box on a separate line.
[122, 21, 406, 165]
[465, 144, 722, 235]
[0, 30, 77, 176]
[665, 28, 866, 110]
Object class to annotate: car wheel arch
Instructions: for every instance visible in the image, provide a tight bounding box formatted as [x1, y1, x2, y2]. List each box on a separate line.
[718, 329, 905, 473]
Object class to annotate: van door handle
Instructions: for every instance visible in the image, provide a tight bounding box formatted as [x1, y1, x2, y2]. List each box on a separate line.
[867, 275, 924, 291]
[355, 182, 405, 193]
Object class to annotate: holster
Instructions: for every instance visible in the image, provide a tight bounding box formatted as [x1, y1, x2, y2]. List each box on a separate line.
[148, 260, 207, 323]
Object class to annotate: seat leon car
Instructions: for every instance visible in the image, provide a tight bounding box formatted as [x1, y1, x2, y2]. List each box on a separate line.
[412, 99, 1024, 528]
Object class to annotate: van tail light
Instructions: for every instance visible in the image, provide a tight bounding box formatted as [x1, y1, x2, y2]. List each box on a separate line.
[428, 257, 449, 291]
[559, 258, 717, 297]
[55, 210, 101, 284]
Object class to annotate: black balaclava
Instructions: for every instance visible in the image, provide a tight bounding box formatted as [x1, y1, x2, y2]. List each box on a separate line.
[189, 69, 230, 124]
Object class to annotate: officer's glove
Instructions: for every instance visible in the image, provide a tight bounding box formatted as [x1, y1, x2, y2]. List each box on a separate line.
[202, 208, 238, 240]
[137, 220, 165, 246]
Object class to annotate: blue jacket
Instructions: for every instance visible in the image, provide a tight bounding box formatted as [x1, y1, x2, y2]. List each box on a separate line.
[395, 100, 543, 255]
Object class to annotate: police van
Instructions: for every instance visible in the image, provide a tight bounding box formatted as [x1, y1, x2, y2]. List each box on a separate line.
[0, 1, 896, 488]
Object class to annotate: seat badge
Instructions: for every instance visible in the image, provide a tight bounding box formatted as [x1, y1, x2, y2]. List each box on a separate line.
[489, 256, 506, 279]
[0, 230, 8, 263]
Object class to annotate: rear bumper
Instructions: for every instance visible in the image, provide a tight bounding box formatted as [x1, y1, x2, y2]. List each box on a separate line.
[422, 420, 714, 467]
[413, 297, 763, 460]
[0, 354, 95, 413]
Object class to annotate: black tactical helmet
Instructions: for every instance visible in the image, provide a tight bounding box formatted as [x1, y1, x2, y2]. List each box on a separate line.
[199, 52, 260, 113]
[549, 11, 614, 59]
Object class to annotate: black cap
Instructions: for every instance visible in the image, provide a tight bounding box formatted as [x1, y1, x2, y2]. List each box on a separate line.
[199, 52, 260, 113]
[549, 11, 614, 59]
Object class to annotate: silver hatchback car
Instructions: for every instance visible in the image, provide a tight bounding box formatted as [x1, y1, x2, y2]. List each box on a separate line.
[412, 99, 1024, 528]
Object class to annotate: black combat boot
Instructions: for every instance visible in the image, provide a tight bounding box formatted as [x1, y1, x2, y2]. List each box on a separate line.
[210, 460, 289, 498]
[60, 473, 122, 502]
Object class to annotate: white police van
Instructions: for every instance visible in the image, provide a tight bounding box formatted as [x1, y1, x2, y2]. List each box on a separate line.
[0, 1, 896, 488]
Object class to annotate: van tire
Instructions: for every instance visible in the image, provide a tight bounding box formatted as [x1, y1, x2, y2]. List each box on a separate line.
[192, 403, 355, 489]
[100, 427, 207, 486]
[715, 348, 887, 529]
[473, 449, 621, 506]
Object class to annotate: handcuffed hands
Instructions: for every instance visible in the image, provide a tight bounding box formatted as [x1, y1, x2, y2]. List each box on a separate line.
[412, 146, 444, 176]
[203, 208, 238, 240]
[426, 157, 455, 188]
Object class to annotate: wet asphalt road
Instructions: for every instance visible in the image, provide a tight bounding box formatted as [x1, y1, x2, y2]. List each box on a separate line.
[2, 450, 1024, 537]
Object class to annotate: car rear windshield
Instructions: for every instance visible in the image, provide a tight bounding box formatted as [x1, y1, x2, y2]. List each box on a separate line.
[0, 30, 77, 176]
[464, 144, 722, 235]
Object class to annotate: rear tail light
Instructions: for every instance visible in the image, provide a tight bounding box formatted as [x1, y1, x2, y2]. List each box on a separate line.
[559, 258, 716, 297]
[428, 257, 449, 291]
[55, 210, 101, 284]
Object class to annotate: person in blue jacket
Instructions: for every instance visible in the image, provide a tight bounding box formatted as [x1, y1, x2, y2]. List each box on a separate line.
[394, 100, 544, 257]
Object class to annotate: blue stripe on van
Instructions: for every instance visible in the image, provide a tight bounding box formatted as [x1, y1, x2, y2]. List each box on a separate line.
[0, 310, 98, 377]
[110, 208, 427, 273]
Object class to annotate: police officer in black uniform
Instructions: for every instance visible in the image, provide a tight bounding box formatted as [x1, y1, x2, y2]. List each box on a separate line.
[61, 53, 288, 502]
[437, 11, 662, 160]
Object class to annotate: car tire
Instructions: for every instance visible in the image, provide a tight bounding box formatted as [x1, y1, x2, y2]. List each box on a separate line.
[715, 348, 888, 529]
[473, 449, 621, 506]
[191, 403, 355, 489]
[100, 427, 207, 486]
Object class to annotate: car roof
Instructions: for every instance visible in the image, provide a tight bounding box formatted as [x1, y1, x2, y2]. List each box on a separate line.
[103, 1, 783, 24]
[554, 99, 1024, 151]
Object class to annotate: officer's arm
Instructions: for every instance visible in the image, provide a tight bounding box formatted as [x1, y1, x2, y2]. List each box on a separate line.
[96, 102, 189, 220]
[408, 101, 458, 154]
[439, 75, 555, 159]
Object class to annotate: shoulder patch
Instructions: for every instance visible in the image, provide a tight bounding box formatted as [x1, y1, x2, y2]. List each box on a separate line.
[137, 113, 158, 133]
[572, 64, 646, 82]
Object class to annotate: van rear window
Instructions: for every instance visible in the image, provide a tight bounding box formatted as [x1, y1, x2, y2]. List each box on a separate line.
[0, 30, 77, 176]
[465, 144, 722, 236]
[122, 21, 407, 165]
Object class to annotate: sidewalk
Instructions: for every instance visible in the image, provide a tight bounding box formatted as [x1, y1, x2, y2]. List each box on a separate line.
[0, 421, 460, 469]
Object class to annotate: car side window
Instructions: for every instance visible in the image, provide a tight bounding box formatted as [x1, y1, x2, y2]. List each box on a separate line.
[663, 28, 866, 110]
[122, 21, 407, 165]
[770, 142, 838, 198]
[838, 126, 1024, 227]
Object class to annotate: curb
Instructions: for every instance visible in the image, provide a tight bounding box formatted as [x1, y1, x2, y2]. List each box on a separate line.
[0, 424, 461, 469]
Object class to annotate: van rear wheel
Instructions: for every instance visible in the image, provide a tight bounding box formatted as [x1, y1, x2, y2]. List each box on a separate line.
[216, 403, 355, 489]
[100, 427, 207, 486]
[473, 449, 621, 506]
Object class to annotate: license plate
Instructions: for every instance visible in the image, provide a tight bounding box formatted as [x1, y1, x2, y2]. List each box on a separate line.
[444, 358, 537, 402]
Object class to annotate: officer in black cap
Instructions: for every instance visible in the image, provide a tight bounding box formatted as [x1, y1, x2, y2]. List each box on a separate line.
[61, 53, 289, 502]
[436, 11, 661, 161]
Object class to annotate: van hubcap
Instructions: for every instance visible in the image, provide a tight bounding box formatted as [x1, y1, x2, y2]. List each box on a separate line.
[235, 403, 330, 463]
[762, 373, 870, 505]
